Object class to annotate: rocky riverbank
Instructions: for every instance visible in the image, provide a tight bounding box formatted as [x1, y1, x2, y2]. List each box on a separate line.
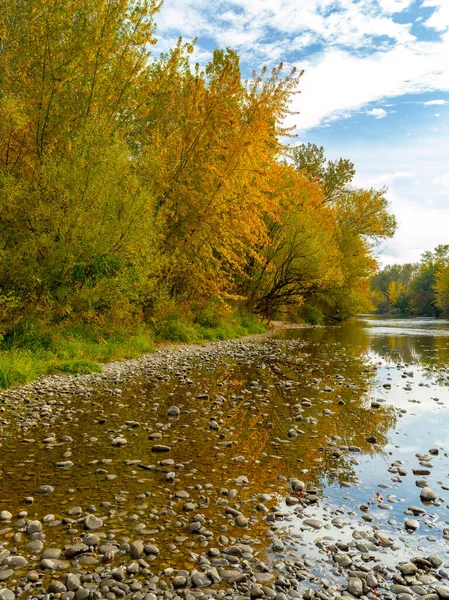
[1, 331, 449, 600]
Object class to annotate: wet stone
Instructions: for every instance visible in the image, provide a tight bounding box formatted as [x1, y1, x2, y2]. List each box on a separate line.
[151, 445, 171, 453]
[84, 515, 103, 530]
[347, 577, 363, 598]
[420, 487, 437, 502]
[303, 519, 323, 529]
[36, 485, 54, 494]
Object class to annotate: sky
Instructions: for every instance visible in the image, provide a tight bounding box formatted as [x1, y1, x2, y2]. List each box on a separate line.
[153, 0, 449, 266]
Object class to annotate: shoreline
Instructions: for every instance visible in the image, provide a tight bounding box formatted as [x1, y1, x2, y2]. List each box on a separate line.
[0, 321, 313, 398]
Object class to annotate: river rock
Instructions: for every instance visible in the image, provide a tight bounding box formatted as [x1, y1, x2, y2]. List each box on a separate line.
[405, 519, 419, 531]
[66, 573, 81, 591]
[48, 580, 67, 594]
[130, 540, 144, 558]
[112, 436, 127, 446]
[84, 515, 103, 530]
[291, 479, 305, 492]
[151, 445, 171, 452]
[420, 487, 437, 502]
[398, 563, 418, 576]
[36, 485, 54, 494]
[27, 520, 42, 534]
[144, 544, 160, 555]
[348, 577, 363, 597]
[3, 556, 28, 568]
[303, 519, 323, 530]
[235, 514, 249, 527]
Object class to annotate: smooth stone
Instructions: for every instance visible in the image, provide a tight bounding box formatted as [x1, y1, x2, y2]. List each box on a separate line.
[48, 581, 67, 594]
[405, 519, 419, 531]
[398, 563, 418, 576]
[347, 577, 363, 598]
[151, 445, 171, 453]
[303, 519, 323, 530]
[41, 559, 70, 570]
[235, 514, 249, 527]
[3, 556, 28, 568]
[66, 573, 81, 591]
[130, 540, 145, 558]
[27, 520, 42, 534]
[84, 515, 103, 530]
[36, 485, 54, 494]
[420, 487, 437, 502]
[42, 548, 62, 559]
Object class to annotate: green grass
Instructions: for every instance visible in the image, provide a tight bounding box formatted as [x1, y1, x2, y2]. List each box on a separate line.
[0, 328, 156, 389]
[153, 313, 266, 343]
[0, 312, 266, 389]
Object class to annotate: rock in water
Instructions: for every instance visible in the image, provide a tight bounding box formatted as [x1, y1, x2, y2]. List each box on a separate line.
[420, 487, 437, 502]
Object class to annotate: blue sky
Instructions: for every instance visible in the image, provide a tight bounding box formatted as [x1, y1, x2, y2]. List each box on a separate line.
[154, 0, 449, 265]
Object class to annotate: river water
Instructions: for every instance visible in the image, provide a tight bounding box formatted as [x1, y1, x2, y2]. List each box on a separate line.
[1, 317, 449, 593]
[279, 317, 449, 574]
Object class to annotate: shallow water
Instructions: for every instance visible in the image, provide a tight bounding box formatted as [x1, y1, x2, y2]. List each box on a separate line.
[1, 317, 449, 587]
[280, 317, 449, 569]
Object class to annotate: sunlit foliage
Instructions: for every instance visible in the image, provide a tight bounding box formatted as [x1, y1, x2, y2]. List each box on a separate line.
[0, 0, 396, 350]
[371, 245, 449, 317]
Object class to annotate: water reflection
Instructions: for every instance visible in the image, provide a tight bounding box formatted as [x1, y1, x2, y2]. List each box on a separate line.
[3, 317, 447, 582]
[0, 337, 396, 577]
[285, 317, 449, 382]
[280, 317, 449, 565]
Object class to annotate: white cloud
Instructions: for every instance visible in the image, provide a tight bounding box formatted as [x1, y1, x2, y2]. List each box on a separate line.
[367, 171, 416, 186]
[378, 0, 414, 12]
[377, 190, 449, 265]
[156, 0, 416, 64]
[422, 99, 448, 105]
[423, 0, 449, 31]
[367, 107, 388, 118]
[433, 173, 449, 188]
[155, 0, 449, 132]
[288, 40, 449, 130]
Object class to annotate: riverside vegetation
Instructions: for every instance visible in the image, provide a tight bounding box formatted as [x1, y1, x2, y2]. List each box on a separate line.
[371, 246, 449, 317]
[0, 0, 396, 387]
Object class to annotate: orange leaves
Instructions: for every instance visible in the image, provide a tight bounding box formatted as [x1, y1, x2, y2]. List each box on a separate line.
[145, 48, 304, 304]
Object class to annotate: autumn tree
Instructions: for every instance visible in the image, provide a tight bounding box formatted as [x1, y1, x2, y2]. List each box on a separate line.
[244, 139, 397, 322]
[435, 265, 449, 315]
[371, 246, 449, 316]
[0, 0, 161, 332]
[142, 48, 302, 308]
[291, 143, 355, 204]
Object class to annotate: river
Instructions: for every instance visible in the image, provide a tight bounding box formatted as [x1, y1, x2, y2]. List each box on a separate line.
[0, 317, 449, 599]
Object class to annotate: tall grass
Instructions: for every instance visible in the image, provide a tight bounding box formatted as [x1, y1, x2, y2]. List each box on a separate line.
[0, 325, 155, 389]
[0, 313, 266, 389]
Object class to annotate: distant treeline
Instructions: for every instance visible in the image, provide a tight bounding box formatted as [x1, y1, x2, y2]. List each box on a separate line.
[0, 0, 396, 351]
[370, 245, 449, 317]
